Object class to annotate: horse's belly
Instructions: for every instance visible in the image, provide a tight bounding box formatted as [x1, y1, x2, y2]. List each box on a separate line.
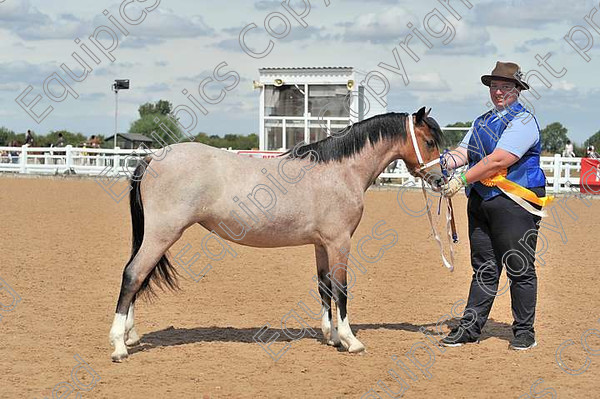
[200, 216, 314, 248]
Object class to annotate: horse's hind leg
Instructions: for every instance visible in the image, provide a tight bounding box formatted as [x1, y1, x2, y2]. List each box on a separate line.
[109, 231, 181, 362]
[315, 245, 340, 347]
[327, 239, 365, 353]
[124, 300, 140, 346]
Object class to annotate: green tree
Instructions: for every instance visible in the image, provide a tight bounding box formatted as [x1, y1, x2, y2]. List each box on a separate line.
[129, 100, 184, 145]
[584, 130, 600, 151]
[444, 121, 472, 148]
[0, 127, 16, 146]
[570, 142, 586, 157]
[138, 100, 172, 117]
[540, 122, 569, 154]
[129, 114, 184, 145]
[40, 130, 87, 147]
[195, 132, 259, 150]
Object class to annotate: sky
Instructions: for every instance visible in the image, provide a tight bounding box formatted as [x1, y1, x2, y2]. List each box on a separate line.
[1, 0, 600, 144]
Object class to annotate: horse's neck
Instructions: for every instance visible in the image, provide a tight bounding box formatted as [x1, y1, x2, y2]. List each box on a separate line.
[343, 139, 400, 192]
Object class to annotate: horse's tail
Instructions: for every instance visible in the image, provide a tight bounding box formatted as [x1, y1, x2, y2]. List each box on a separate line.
[128, 159, 179, 299]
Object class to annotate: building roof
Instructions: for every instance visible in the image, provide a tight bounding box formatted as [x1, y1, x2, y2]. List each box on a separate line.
[104, 133, 154, 142]
[259, 66, 353, 71]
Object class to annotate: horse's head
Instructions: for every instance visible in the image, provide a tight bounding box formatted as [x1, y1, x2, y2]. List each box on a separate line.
[402, 107, 444, 190]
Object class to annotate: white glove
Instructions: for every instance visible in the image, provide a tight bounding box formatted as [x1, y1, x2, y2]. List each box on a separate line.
[441, 175, 466, 198]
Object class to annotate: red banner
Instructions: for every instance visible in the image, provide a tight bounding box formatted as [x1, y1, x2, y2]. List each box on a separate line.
[580, 158, 600, 194]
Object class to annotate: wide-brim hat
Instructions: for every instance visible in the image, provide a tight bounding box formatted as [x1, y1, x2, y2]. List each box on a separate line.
[481, 61, 529, 90]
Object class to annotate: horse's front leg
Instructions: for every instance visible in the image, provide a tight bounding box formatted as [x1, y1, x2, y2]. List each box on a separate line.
[328, 244, 365, 353]
[315, 245, 340, 346]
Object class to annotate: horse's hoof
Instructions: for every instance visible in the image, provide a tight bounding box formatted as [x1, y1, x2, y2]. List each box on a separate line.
[125, 337, 140, 347]
[348, 342, 366, 353]
[327, 339, 342, 347]
[111, 351, 129, 363]
[125, 330, 141, 346]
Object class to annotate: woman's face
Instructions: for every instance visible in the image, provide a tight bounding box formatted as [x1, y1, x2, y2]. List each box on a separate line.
[489, 79, 520, 109]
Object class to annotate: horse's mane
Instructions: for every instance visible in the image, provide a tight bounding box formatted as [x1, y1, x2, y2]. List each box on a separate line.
[284, 112, 444, 163]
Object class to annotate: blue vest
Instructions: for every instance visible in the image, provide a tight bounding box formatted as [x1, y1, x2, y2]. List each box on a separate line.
[466, 102, 546, 200]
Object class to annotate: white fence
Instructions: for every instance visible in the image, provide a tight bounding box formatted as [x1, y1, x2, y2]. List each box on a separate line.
[379, 153, 585, 194]
[0, 145, 586, 194]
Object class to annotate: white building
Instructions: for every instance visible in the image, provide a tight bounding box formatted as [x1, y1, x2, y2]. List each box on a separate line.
[255, 67, 387, 151]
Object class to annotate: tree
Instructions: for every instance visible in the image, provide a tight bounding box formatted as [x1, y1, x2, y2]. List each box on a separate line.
[129, 100, 184, 145]
[129, 114, 184, 145]
[444, 121, 472, 148]
[138, 100, 172, 117]
[584, 130, 600, 151]
[195, 132, 259, 149]
[540, 122, 569, 154]
[0, 127, 16, 146]
[40, 130, 87, 147]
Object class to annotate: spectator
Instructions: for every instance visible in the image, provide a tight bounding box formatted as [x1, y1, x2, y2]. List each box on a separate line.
[587, 145, 599, 159]
[89, 135, 100, 148]
[562, 140, 575, 157]
[24, 130, 34, 147]
[10, 140, 19, 163]
[87, 135, 101, 166]
[55, 133, 65, 148]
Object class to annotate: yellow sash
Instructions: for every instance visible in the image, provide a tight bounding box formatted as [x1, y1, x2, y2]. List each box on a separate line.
[481, 169, 554, 213]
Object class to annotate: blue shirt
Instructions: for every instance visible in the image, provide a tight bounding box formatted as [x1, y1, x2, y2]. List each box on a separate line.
[459, 106, 539, 158]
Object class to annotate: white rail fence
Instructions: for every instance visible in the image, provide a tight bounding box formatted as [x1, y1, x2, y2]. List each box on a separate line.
[0, 145, 586, 194]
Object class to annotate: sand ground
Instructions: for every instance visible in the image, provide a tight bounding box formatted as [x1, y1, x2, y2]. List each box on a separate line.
[0, 176, 598, 398]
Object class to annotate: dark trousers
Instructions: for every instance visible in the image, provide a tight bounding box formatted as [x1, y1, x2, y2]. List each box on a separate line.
[460, 187, 544, 338]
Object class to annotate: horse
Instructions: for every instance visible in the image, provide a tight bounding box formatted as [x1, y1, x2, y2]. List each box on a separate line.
[109, 107, 445, 362]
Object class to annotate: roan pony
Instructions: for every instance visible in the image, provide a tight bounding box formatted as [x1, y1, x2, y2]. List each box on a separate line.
[109, 107, 444, 361]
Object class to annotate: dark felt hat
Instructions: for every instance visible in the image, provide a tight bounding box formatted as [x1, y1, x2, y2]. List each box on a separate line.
[481, 61, 529, 90]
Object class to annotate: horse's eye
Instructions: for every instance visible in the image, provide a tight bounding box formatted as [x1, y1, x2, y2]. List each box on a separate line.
[426, 140, 435, 148]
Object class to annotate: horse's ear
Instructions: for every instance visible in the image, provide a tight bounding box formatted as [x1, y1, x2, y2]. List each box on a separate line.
[415, 107, 427, 124]
[426, 107, 431, 117]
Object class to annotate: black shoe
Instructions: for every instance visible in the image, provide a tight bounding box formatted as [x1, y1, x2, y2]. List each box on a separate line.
[440, 327, 479, 347]
[509, 332, 537, 351]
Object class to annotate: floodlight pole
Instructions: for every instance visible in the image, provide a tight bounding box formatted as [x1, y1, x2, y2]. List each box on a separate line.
[112, 79, 129, 149]
[114, 85, 119, 149]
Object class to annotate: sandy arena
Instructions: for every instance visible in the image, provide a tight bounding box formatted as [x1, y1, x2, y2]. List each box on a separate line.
[0, 176, 598, 398]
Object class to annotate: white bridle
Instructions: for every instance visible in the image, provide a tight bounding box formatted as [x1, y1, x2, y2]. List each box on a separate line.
[408, 114, 455, 272]
[408, 115, 440, 172]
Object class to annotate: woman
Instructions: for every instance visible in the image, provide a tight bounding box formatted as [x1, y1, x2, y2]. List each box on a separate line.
[440, 61, 549, 351]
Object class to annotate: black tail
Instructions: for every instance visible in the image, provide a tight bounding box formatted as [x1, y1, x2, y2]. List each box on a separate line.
[128, 160, 179, 299]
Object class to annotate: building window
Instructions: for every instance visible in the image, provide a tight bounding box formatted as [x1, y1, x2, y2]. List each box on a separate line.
[266, 120, 283, 150]
[265, 85, 305, 117]
[286, 120, 305, 149]
[308, 85, 348, 117]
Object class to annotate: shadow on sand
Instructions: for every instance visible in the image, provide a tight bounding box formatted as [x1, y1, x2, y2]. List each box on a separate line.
[130, 318, 513, 355]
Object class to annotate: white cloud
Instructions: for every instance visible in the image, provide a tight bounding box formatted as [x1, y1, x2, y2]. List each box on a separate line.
[551, 80, 576, 91]
[0, 61, 58, 85]
[0, 0, 598, 144]
[0, 1, 86, 40]
[432, 20, 496, 55]
[474, 0, 596, 28]
[339, 7, 416, 44]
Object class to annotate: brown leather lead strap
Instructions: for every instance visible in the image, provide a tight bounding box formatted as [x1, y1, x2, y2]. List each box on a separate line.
[448, 198, 459, 243]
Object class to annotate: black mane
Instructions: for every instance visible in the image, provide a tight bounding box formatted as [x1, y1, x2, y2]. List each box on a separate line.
[284, 112, 443, 163]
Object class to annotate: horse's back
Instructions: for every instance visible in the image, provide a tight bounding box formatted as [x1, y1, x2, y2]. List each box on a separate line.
[140, 142, 364, 248]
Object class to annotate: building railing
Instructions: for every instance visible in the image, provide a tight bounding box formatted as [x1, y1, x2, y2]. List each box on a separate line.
[0, 145, 588, 193]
